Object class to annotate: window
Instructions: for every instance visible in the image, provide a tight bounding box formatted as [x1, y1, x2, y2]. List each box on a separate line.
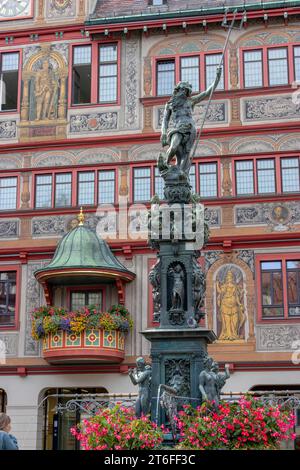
[151, 0, 164, 4]
[0, 271, 16, 326]
[0, 52, 19, 112]
[72, 46, 91, 105]
[235, 160, 254, 195]
[0, 177, 17, 210]
[287, 261, 300, 317]
[155, 49, 226, 96]
[261, 261, 284, 318]
[35, 173, 72, 208]
[157, 60, 175, 96]
[78, 172, 95, 205]
[133, 167, 151, 202]
[257, 159, 275, 194]
[281, 158, 300, 192]
[70, 291, 103, 311]
[294, 46, 300, 82]
[35, 174, 52, 208]
[180, 56, 199, 92]
[99, 44, 118, 103]
[259, 258, 300, 320]
[154, 167, 164, 199]
[72, 43, 119, 106]
[243, 50, 263, 88]
[268, 48, 288, 86]
[199, 162, 218, 197]
[98, 170, 115, 204]
[55, 173, 72, 207]
[205, 53, 224, 90]
[189, 164, 196, 193]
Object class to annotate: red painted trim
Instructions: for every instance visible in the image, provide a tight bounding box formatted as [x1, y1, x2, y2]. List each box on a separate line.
[0, 360, 300, 376]
[0, 264, 21, 332]
[256, 253, 300, 324]
[2, 119, 300, 153]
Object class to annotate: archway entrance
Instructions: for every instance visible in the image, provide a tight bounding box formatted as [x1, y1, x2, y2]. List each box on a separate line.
[41, 387, 108, 450]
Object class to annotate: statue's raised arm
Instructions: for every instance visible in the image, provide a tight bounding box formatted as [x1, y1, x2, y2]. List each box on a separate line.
[157, 66, 223, 179]
[190, 66, 222, 107]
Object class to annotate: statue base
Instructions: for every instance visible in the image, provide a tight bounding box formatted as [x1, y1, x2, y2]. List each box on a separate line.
[141, 327, 216, 424]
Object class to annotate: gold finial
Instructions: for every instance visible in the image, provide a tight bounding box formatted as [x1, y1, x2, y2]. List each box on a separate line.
[78, 207, 85, 226]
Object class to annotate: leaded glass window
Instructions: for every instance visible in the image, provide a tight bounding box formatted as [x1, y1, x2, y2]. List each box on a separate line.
[133, 167, 151, 202]
[157, 60, 175, 96]
[257, 159, 275, 194]
[55, 173, 72, 207]
[180, 56, 199, 92]
[99, 44, 118, 103]
[244, 50, 263, 88]
[268, 48, 288, 86]
[281, 158, 300, 193]
[0, 177, 17, 210]
[98, 170, 115, 204]
[205, 53, 224, 90]
[235, 160, 254, 195]
[78, 172, 95, 205]
[199, 162, 218, 197]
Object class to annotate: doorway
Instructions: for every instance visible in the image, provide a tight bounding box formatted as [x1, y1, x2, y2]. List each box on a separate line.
[42, 387, 108, 450]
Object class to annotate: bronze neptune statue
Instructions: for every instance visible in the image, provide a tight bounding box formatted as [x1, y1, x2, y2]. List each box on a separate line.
[159, 67, 222, 177]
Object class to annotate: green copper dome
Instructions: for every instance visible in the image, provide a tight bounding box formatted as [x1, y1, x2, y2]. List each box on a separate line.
[34, 223, 135, 285]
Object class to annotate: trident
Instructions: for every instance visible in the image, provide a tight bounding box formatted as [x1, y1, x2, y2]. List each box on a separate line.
[189, 9, 246, 166]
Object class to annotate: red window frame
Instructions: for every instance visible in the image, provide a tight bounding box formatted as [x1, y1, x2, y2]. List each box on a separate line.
[33, 170, 74, 209]
[256, 253, 300, 324]
[0, 265, 21, 331]
[153, 49, 228, 97]
[67, 286, 106, 311]
[240, 43, 297, 89]
[68, 40, 121, 108]
[0, 48, 22, 115]
[32, 166, 117, 210]
[130, 159, 221, 203]
[0, 173, 20, 211]
[232, 155, 281, 197]
[280, 156, 300, 193]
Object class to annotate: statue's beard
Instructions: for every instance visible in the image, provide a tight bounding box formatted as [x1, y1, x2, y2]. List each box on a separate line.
[170, 92, 187, 107]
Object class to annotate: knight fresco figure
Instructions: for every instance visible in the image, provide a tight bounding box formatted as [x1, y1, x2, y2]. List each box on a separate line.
[34, 60, 58, 121]
[159, 67, 222, 177]
[128, 357, 152, 417]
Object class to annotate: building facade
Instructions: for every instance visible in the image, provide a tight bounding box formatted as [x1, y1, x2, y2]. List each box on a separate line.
[0, 0, 300, 449]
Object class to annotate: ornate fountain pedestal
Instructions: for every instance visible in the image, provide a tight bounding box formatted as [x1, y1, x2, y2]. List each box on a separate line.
[142, 328, 216, 422]
[141, 167, 217, 425]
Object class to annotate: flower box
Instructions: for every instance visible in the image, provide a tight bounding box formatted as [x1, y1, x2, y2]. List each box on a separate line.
[42, 328, 126, 364]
